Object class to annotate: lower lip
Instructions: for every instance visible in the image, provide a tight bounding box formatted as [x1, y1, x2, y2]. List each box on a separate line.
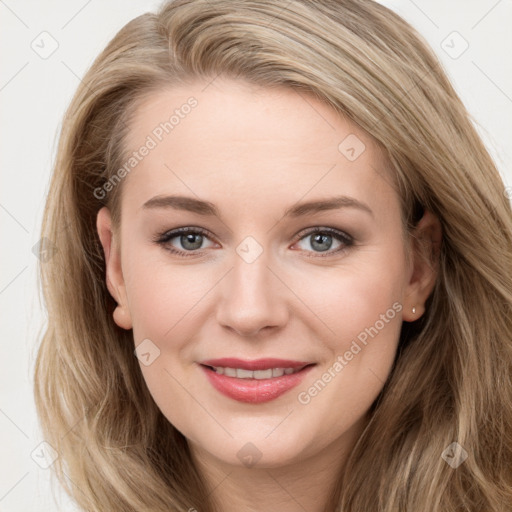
[199, 364, 315, 403]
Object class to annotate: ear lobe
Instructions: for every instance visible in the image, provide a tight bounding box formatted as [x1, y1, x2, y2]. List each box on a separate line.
[96, 207, 133, 330]
[402, 209, 442, 322]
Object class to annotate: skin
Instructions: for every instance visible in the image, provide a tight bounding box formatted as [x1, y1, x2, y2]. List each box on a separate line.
[97, 78, 441, 512]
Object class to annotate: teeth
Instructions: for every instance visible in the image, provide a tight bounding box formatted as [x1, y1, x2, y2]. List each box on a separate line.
[252, 369, 272, 379]
[224, 367, 237, 377]
[236, 368, 254, 379]
[211, 366, 303, 379]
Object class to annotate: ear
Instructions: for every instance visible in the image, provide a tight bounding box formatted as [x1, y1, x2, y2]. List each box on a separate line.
[402, 209, 442, 322]
[96, 207, 133, 330]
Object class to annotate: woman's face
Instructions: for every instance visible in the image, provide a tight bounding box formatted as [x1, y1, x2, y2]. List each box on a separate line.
[97, 78, 426, 469]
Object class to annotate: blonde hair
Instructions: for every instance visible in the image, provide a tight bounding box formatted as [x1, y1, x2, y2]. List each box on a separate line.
[33, 0, 512, 510]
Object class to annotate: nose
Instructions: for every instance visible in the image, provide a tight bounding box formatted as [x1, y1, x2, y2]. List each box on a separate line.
[215, 249, 289, 337]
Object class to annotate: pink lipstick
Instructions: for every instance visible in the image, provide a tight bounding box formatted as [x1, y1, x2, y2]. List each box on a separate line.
[199, 358, 316, 403]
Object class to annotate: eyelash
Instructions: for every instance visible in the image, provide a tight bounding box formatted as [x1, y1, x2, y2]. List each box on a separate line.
[153, 226, 354, 258]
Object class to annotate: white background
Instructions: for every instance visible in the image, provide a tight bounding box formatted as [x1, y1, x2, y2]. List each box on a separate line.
[1, 1, 511, 510]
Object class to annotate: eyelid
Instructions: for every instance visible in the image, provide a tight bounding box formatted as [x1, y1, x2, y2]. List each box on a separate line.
[293, 225, 353, 243]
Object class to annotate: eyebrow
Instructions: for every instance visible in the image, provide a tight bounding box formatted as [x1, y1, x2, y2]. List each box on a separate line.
[141, 194, 373, 218]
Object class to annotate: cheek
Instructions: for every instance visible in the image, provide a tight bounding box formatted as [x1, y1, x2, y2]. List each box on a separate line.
[124, 251, 212, 342]
[296, 246, 406, 346]
[292, 242, 405, 404]
[125, 257, 206, 430]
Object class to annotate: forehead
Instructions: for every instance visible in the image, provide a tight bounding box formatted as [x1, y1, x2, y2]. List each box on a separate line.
[120, 78, 396, 218]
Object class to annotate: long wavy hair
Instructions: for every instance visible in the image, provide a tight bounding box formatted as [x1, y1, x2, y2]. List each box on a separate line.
[33, 0, 512, 510]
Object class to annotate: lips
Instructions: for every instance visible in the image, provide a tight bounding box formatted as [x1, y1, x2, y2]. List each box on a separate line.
[198, 358, 316, 403]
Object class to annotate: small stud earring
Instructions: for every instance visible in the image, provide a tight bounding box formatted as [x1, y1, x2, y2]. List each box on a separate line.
[412, 306, 416, 314]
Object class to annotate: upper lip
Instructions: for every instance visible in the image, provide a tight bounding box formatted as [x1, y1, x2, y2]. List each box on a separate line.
[200, 358, 315, 371]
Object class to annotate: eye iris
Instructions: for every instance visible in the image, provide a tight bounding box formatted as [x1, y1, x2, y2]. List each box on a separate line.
[311, 233, 332, 252]
[181, 233, 203, 250]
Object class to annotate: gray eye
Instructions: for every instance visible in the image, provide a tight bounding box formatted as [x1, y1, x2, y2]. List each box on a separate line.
[296, 232, 344, 253]
[179, 233, 204, 250]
